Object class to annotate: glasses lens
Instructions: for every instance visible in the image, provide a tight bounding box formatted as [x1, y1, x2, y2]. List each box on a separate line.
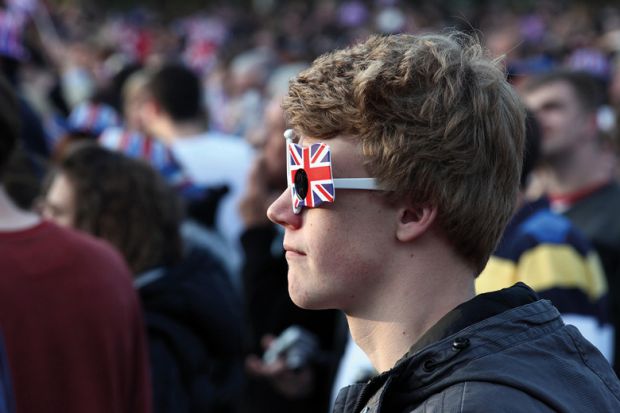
[294, 169, 308, 200]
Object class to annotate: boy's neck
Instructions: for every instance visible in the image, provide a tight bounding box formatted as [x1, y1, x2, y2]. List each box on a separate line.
[345, 246, 476, 373]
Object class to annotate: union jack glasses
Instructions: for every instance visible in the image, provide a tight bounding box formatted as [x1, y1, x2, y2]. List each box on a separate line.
[284, 129, 382, 214]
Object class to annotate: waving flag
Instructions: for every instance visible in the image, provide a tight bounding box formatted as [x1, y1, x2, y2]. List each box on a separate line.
[288, 141, 335, 213]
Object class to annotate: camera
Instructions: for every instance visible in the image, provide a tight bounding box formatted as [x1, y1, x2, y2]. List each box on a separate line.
[262, 325, 319, 370]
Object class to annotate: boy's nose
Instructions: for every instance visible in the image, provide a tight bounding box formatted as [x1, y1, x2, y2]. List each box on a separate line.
[267, 188, 302, 229]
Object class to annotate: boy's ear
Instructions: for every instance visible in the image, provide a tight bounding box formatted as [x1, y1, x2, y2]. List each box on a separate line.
[395, 203, 438, 242]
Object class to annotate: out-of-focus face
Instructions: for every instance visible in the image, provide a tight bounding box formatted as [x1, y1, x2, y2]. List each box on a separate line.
[266, 134, 396, 313]
[262, 99, 288, 190]
[523, 81, 592, 159]
[123, 87, 149, 132]
[137, 95, 163, 140]
[41, 173, 76, 228]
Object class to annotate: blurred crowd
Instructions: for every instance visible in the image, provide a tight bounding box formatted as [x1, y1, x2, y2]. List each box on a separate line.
[2, 0, 620, 412]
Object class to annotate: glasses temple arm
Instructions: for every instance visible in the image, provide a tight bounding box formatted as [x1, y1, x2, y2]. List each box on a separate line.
[333, 178, 381, 190]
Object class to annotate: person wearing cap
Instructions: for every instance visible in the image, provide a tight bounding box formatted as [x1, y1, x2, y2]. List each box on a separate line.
[267, 33, 620, 412]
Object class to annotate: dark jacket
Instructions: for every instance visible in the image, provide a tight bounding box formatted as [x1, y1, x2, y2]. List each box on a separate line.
[560, 181, 620, 374]
[334, 284, 620, 413]
[138, 247, 244, 413]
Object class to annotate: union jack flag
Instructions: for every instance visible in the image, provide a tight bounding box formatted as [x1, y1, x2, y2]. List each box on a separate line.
[288, 141, 335, 213]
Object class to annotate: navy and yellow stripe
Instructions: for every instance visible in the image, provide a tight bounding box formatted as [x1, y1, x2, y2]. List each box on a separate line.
[477, 198, 611, 357]
[480, 247, 606, 302]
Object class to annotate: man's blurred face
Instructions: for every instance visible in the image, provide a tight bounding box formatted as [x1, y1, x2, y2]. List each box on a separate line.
[123, 88, 149, 133]
[524, 81, 592, 160]
[137, 94, 172, 144]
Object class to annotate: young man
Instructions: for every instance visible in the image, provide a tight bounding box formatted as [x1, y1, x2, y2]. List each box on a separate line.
[267, 33, 620, 412]
[476, 113, 613, 360]
[522, 70, 620, 373]
[0, 77, 152, 413]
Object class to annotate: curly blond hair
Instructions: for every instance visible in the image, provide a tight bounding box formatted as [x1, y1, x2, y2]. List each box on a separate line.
[283, 33, 525, 272]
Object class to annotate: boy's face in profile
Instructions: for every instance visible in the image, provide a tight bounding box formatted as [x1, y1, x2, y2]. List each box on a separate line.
[267, 134, 397, 314]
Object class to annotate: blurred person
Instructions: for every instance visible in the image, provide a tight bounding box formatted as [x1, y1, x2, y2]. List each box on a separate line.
[139, 62, 254, 283]
[56, 38, 106, 109]
[222, 48, 275, 139]
[99, 66, 239, 285]
[523, 70, 620, 373]
[120, 69, 150, 130]
[1, 143, 46, 210]
[51, 100, 121, 161]
[239, 72, 342, 412]
[65, 100, 121, 137]
[267, 33, 620, 412]
[41, 142, 244, 413]
[0, 76, 151, 413]
[93, 61, 144, 114]
[243, 62, 308, 147]
[476, 112, 613, 359]
[99, 69, 182, 184]
[48, 38, 95, 108]
[0, 6, 51, 162]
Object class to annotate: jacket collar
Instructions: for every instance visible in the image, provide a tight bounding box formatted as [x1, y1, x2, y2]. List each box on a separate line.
[333, 283, 546, 413]
[403, 282, 539, 357]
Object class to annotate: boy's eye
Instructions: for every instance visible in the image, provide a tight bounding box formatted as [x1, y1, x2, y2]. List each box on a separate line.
[294, 169, 309, 199]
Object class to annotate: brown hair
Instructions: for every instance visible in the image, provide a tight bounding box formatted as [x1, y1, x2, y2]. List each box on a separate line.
[145, 62, 205, 123]
[50, 142, 182, 274]
[283, 33, 525, 272]
[522, 70, 607, 114]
